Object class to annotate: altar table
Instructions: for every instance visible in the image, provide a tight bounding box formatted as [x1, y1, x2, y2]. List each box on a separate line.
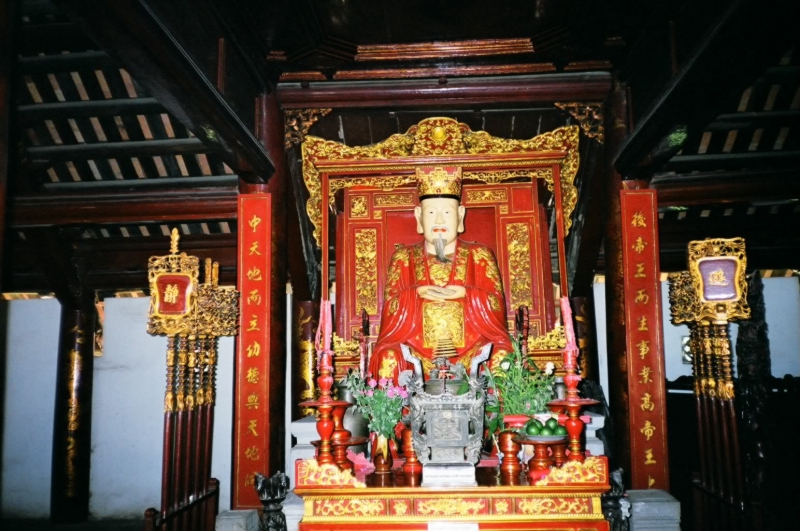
[294, 457, 611, 530]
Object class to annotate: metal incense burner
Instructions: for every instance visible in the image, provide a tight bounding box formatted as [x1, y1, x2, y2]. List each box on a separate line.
[399, 343, 491, 487]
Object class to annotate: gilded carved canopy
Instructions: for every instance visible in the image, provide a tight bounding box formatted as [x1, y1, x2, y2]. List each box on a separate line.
[301, 117, 580, 249]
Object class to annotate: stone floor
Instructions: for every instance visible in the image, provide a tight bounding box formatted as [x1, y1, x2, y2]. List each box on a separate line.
[0, 519, 141, 531]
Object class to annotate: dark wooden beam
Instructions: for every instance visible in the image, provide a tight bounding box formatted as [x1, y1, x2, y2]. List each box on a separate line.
[277, 72, 612, 109]
[17, 50, 116, 73]
[17, 97, 165, 121]
[706, 110, 800, 132]
[652, 168, 800, 206]
[0, 0, 14, 290]
[58, 0, 274, 183]
[614, 0, 800, 179]
[10, 187, 238, 226]
[41, 175, 237, 191]
[27, 138, 206, 162]
[663, 151, 800, 173]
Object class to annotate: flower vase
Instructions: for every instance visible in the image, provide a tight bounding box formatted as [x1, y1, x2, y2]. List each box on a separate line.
[372, 434, 393, 476]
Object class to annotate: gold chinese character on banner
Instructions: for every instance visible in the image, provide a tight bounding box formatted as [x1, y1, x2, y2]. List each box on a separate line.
[246, 340, 261, 358]
[641, 393, 655, 412]
[247, 315, 260, 331]
[639, 366, 653, 384]
[635, 262, 646, 278]
[632, 237, 647, 253]
[635, 289, 650, 304]
[648, 476, 656, 488]
[641, 420, 655, 441]
[637, 339, 650, 359]
[644, 449, 656, 465]
[638, 316, 649, 331]
[707, 268, 730, 286]
[246, 393, 260, 409]
[249, 215, 262, 233]
[245, 472, 256, 486]
[247, 267, 263, 281]
[248, 289, 262, 306]
[164, 284, 179, 304]
[631, 211, 647, 228]
[248, 419, 258, 436]
[245, 446, 259, 460]
[246, 367, 260, 384]
[249, 241, 262, 256]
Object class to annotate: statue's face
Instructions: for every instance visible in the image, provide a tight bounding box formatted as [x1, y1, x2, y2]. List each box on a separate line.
[414, 197, 466, 248]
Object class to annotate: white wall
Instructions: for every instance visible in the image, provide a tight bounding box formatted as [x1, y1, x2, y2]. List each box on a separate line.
[0, 297, 235, 519]
[593, 277, 800, 393]
[1, 298, 62, 518]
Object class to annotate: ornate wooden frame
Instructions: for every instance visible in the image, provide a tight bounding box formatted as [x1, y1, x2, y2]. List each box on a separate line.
[301, 117, 580, 302]
[687, 237, 750, 322]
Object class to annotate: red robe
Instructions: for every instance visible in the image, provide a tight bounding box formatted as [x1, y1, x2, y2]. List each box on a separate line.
[368, 239, 512, 383]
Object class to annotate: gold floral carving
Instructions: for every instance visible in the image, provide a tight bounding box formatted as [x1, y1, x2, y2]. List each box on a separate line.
[494, 499, 510, 514]
[427, 259, 453, 287]
[555, 102, 604, 144]
[465, 189, 508, 203]
[667, 271, 697, 325]
[528, 326, 567, 351]
[517, 497, 591, 515]
[350, 196, 368, 218]
[506, 223, 533, 310]
[423, 301, 465, 348]
[295, 459, 366, 488]
[417, 498, 485, 516]
[534, 456, 607, 485]
[354, 229, 378, 315]
[316, 499, 384, 517]
[392, 500, 409, 516]
[463, 168, 553, 184]
[284, 108, 332, 149]
[374, 193, 414, 206]
[301, 118, 580, 247]
[687, 238, 750, 323]
[298, 339, 316, 414]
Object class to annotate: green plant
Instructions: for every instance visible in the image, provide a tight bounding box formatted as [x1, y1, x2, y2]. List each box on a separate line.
[485, 334, 555, 430]
[342, 371, 407, 440]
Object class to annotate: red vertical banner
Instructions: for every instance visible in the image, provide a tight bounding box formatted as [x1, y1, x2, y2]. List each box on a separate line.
[620, 189, 670, 490]
[234, 194, 271, 507]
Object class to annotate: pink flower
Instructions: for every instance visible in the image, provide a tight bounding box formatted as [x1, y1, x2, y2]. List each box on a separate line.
[366, 390, 374, 397]
[379, 378, 388, 387]
[368, 378, 377, 388]
[398, 388, 408, 399]
[386, 388, 396, 398]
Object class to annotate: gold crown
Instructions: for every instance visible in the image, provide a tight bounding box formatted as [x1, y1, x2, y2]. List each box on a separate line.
[416, 166, 462, 199]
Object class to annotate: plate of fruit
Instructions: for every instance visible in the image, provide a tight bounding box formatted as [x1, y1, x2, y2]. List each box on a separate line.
[517, 417, 568, 442]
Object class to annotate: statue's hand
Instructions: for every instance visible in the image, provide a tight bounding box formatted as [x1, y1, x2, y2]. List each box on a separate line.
[417, 285, 455, 300]
[439, 285, 466, 299]
[416, 285, 466, 300]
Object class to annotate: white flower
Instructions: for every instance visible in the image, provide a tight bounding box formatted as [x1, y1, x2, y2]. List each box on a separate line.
[500, 361, 511, 371]
[545, 362, 555, 375]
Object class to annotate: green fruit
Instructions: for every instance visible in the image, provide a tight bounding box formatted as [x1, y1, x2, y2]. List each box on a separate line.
[525, 423, 540, 436]
[555, 426, 567, 436]
[545, 418, 559, 430]
[533, 419, 544, 428]
[539, 427, 553, 436]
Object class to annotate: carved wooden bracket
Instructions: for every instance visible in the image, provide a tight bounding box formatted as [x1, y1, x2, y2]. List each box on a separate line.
[555, 102, 604, 144]
[284, 108, 332, 149]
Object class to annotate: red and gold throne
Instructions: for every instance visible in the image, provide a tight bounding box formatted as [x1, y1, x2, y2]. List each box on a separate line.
[294, 117, 610, 530]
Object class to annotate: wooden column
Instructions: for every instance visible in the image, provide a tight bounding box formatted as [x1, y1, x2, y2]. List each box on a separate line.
[50, 304, 95, 523]
[294, 300, 318, 420]
[603, 81, 632, 480]
[619, 189, 670, 490]
[232, 91, 287, 509]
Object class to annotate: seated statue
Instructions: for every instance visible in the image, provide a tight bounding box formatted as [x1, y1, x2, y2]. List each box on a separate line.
[368, 166, 512, 383]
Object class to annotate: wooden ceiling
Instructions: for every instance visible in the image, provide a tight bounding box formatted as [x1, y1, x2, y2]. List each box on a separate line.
[1, 0, 798, 303]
